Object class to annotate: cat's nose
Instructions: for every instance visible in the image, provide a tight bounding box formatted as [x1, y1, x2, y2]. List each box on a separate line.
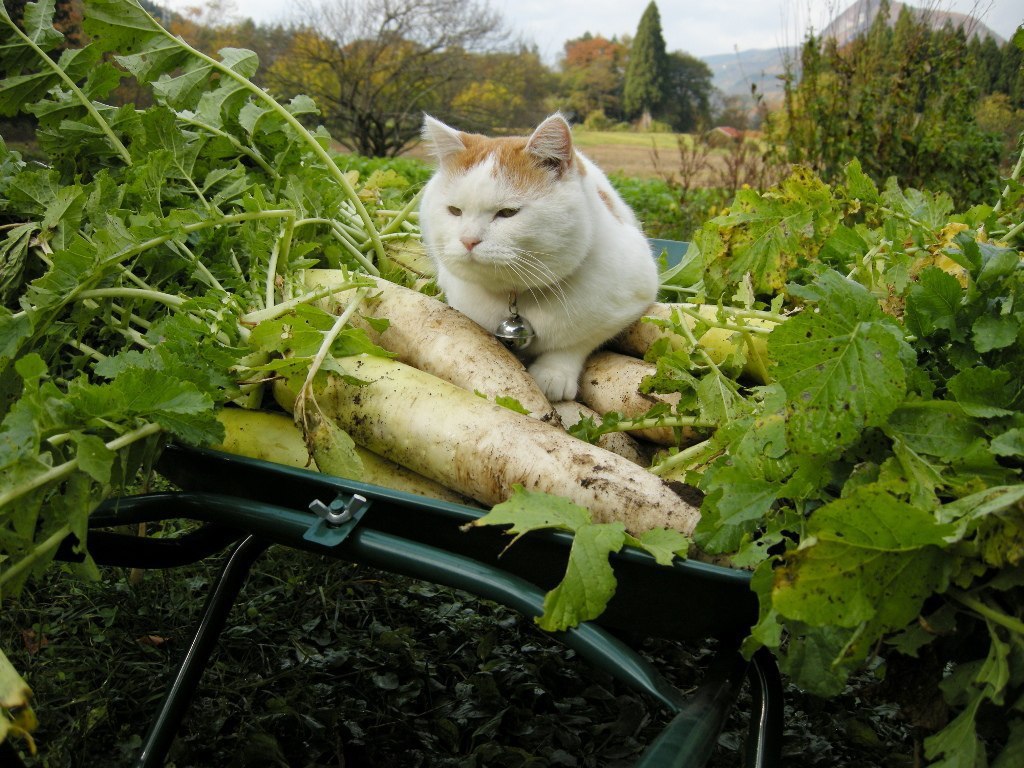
[460, 236, 481, 251]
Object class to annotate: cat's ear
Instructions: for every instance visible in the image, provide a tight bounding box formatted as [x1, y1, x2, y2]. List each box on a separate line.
[422, 115, 466, 164]
[526, 114, 574, 175]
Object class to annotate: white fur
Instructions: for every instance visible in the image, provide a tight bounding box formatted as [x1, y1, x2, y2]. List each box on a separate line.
[419, 114, 658, 401]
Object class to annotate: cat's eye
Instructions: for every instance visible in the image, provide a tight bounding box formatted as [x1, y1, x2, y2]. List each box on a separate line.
[447, 206, 462, 217]
[495, 207, 520, 219]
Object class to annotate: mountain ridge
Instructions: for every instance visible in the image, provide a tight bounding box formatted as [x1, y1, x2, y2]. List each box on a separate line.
[701, 0, 1004, 99]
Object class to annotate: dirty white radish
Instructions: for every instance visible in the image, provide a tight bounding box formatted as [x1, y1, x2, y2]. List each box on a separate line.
[303, 269, 558, 423]
[213, 407, 474, 504]
[578, 351, 697, 446]
[613, 302, 777, 383]
[274, 354, 701, 535]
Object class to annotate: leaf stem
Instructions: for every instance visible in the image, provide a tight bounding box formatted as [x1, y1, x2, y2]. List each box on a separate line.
[0, 422, 163, 511]
[0, 524, 72, 592]
[378, 189, 423, 236]
[241, 279, 369, 325]
[77, 287, 186, 309]
[993, 138, 1024, 215]
[949, 590, 1024, 636]
[607, 414, 716, 434]
[298, 287, 368, 401]
[330, 225, 380, 276]
[649, 438, 716, 476]
[146, 13, 387, 264]
[0, 10, 132, 165]
[177, 113, 278, 178]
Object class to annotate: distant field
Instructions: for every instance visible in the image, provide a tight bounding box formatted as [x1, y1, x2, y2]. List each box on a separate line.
[573, 130, 681, 179]
[403, 129, 688, 180]
[401, 128, 776, 185]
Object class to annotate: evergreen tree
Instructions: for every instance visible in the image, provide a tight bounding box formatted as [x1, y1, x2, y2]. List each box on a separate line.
[777, 0, 1001, 205]
[976, 36, 1004, 94]
[661, 51, 713, 131]
[999, 39, 1023, 107]
[623, 1, 668, 123]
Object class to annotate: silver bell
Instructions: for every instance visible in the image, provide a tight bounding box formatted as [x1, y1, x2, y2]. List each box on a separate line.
[495, 313, 535, 351]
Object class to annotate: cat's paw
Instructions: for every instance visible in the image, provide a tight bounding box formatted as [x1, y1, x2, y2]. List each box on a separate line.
[529, 357, 581, 402]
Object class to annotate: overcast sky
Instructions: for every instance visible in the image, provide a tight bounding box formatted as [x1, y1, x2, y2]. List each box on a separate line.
[161, 0, 1021, 60]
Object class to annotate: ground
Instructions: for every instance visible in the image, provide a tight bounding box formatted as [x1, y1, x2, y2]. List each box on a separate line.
[2, 540, 926, 767]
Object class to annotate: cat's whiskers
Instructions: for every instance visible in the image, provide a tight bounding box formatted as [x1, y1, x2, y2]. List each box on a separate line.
[504, 248, 576, 322]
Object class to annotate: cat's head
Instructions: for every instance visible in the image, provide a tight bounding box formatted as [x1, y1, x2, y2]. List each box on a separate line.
[419, 113, 592, 291]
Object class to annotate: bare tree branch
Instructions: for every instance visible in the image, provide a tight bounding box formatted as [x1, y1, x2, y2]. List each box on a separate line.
[268, 0, 510, 155]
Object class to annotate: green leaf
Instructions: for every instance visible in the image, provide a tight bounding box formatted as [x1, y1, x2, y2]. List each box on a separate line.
[152, 47, 259, 112]
[114, 35, 191, 85]
[993, 718, 1024, 768]
[973, 238, 1021, 287]
[309, 418, 363, 481]
[0, 1, 65, 115]
[774, 541, 947, 630]
[695, 463, 780, 552]
[937, 485, 1024, 535]
[843, 158, 881, 204]
[12, 0, 65, 49]
[703, 167, 841, 297]
[947, 367, 1016, 417]
[82, 0, 161, 45]
[535, 522, 626, 632]
[630, 528, 691, 566]
[0, 309, 32, 364]
[971, 313, 1019, 353]
[0, 224, 34, 306]
[905, 267, 963, 338]
[772, 485, 950, 629]
[811, 485, 955, 550]
[65, 368, 221, 445]
[923, 692, 986, 768]
[991, 428, 1024, 458]
[775, 621, 853, 697]
[770, 271, 908, 454]
[468, 486, 590, 542]
[885, 401, 986, 460]
[73, 433, 115, 484]
[494, 396, 529, 415]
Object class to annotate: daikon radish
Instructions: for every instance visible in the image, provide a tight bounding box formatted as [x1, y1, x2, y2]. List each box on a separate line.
[274, 355, 701, 535]
[613, 302, 776, 383]
[303, 270, 558, 423]
[552, 400, 652, 466]
[213, 407, 474, 504]
[578, 351, 697, 446]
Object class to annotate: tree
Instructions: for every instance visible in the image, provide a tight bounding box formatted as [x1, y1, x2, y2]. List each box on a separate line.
[775, 1, 1002, 206]
[999, 38, 1023, 108]
[265, 0, 509, 156]
[558, 33, 628, 122]
[661, 51, 712, 132]
[622, 1, 668, 124]
[453, 45, 556, 131]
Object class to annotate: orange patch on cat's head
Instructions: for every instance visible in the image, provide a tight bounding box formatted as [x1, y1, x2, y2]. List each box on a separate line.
[443, 133, 569, 194]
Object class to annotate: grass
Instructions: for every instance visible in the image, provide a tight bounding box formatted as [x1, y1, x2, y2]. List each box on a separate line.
[569, 130, 684, 151]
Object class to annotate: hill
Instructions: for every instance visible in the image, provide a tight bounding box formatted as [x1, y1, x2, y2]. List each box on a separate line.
[702, 0, 1004, 99]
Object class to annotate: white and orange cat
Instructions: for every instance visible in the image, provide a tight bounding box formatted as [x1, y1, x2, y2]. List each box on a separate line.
[419, 113, 657, 401]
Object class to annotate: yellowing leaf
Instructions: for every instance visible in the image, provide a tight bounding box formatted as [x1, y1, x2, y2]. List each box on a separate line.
[630, 528, 691, 566]
[467, 486, 590, 546]
[0, 648, 37, 755]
